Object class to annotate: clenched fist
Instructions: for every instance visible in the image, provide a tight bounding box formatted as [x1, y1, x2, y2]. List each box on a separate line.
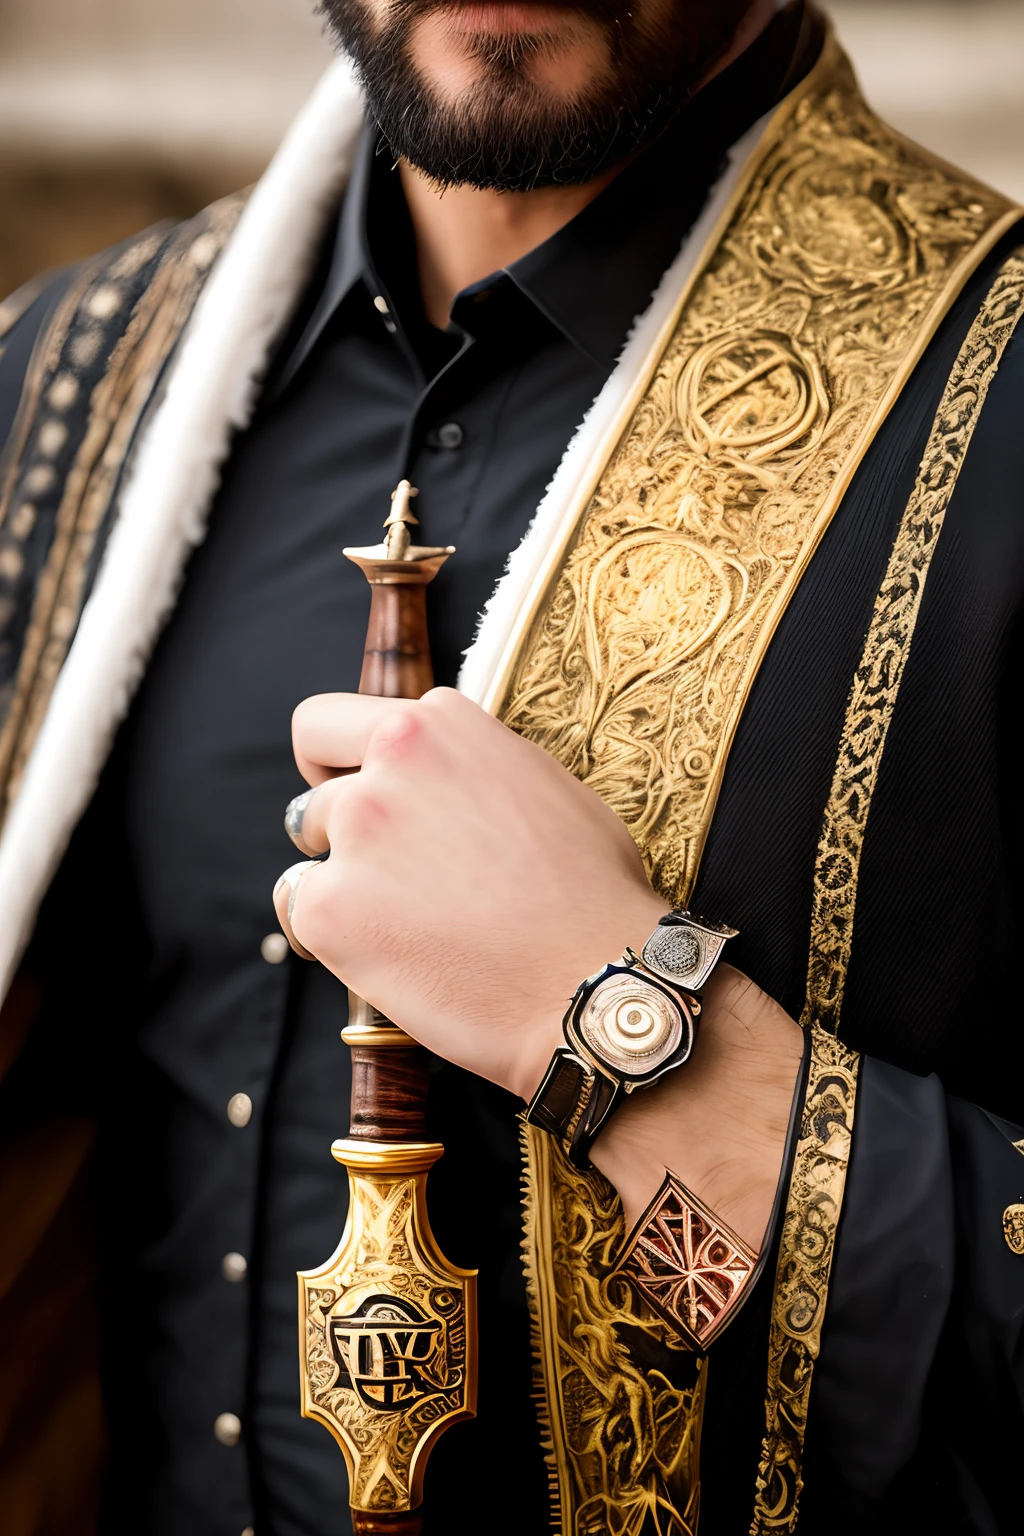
[273, 686, 802, 1239]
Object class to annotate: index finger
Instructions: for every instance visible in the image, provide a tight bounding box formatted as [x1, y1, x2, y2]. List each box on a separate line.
[291, 693, 418, 785]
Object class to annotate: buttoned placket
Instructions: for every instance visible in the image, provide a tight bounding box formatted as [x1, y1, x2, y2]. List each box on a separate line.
[206, 935, 297, 1533]
[171, 159, 680, 1536]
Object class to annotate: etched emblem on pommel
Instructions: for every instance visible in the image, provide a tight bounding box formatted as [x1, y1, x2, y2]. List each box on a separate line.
[328, 1291, 468, 1412]
[299, 1140, 476, 1522]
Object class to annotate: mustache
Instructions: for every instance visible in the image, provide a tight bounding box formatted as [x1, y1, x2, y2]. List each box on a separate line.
[382, 0, 626, 26]
[387, 0, 623, 73]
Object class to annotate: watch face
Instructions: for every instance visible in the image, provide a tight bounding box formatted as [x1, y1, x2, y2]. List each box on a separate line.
[576, 971, 689, 1079]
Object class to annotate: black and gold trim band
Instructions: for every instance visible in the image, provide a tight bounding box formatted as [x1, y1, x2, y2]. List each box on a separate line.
[750, 246, 1024, 1534]
[0, 193, 247, 826]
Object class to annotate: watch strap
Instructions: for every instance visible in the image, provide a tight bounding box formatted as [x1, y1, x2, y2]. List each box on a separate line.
[526, 1048, 623, 1170]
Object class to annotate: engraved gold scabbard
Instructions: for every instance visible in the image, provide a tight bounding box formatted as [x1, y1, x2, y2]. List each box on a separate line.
[298, 484, 477, 1535]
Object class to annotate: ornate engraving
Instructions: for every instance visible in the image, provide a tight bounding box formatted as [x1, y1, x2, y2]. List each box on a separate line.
[752, 251, 1024, 1534]
[1003, 1206, 1024, 1256]
[617, 1171, 758, 1350]
[500, 46, 1013, 904]
[522, 1125, 704, 1536]
[641, 914, 735, 991]
[299, 1140, 476, 1515]
[648, 929, 700, 977]
[750, 1029, 858, 1531]
[578, 970, 685, 1074]
[496, 33, 1020, 1536]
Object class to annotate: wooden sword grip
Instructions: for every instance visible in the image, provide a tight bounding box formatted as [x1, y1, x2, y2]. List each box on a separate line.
[343, 993, 430, 1144]
[342, 480, 454, 1141]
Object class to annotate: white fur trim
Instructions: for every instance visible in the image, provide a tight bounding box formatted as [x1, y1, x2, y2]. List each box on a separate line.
[457, 113, 771, 710]
[0, 56, 364, 1000]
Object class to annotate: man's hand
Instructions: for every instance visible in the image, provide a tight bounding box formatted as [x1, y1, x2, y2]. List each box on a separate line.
[273, 687, 803, 1247]
[274, 687, 667, 1100]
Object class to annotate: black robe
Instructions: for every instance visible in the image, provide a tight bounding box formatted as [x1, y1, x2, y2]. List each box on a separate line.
[1, 189, 1023, 1536]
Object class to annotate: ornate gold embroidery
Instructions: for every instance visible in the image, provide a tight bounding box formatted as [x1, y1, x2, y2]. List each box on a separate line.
[499, 47, 1016, 901]
[750, 1029, 858, 1531]
[522, 1125, 704, 1536]
[502, 29, 1019, 1534]
[751, 250, 1024, 1534]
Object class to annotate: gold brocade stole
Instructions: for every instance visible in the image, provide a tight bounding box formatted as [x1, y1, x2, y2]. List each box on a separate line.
[483, 34, 1020, 1536]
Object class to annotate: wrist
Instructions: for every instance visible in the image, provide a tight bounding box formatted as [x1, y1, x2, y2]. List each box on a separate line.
[591, 966, 804, 1244]
[508, 891, 671, 1103]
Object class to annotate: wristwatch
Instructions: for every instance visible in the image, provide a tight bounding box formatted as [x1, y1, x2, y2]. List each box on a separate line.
[525, 909, 737, 1169]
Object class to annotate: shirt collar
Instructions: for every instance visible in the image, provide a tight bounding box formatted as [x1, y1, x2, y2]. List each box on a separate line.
[277, 0, 819, 384]
[503, 0, 820, 365]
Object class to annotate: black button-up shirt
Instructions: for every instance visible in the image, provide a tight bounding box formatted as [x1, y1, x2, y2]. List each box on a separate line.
[15, 14, 816, 1536]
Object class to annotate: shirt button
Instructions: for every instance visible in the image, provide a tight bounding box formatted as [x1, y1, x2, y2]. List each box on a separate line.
[430, 421, 464, 450]
[214, 1412, 242, 1447]
[372, 293, 397, 333]
[227, 1093, 252, 1128]
[261, 932, 289, 964]
[222, 1252, 248, 1283]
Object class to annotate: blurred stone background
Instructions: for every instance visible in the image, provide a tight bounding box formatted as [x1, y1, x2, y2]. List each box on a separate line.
[1, 0, 1022, 297]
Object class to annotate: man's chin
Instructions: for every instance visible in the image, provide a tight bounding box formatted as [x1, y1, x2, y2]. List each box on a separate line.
[322, 0, 754, 192]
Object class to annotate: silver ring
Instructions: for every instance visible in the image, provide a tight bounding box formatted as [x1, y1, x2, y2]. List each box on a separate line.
[284, 787, 320, 856]
[273, 859, 323, 960]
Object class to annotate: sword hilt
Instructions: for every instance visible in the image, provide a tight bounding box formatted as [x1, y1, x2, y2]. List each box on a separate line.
[298, 484, 475, 1534]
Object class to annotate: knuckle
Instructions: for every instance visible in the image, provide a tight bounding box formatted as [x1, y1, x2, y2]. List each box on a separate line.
[290, 694, 320, 742]
[331, 781, 390, 841]
[421, 686, 472, 726]
[370, 703, 424, 761]
[291, 865, 338, 951]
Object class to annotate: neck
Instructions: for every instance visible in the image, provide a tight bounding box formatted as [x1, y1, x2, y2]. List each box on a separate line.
[400, 0, 778, 329]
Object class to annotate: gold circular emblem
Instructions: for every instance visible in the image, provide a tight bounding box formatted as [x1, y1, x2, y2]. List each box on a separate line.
[1002, 1204, 1024, 1255]
[676, 329, 827, 464]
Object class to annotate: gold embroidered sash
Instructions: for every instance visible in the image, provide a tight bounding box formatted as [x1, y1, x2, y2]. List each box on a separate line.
[480, 31, 1019, 1535]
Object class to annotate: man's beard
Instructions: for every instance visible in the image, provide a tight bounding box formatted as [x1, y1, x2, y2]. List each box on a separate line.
[318, 0, 757, 191]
